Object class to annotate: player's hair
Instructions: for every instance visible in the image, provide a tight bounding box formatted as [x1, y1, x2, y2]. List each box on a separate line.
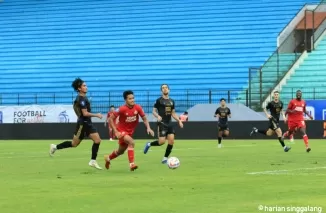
[123, 90, 134, 100]
[71, 78, 84, 92]
[110, 105, 115, 108]
[274, 91, 279, 94]
[220, 98, 226, 102]
[296, 90, 302, 93]
[161, 84, 169, 90]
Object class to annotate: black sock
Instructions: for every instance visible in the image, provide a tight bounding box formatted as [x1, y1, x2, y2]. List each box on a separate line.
[150, 140, 161, 146]
[164, 144, 173, 158]
[258, 129, 267, 135]
[278, 137, 285, 147]
[91, 143, 100, 160]
[56, 141, 72, 150]
[218, 137, 222, 144]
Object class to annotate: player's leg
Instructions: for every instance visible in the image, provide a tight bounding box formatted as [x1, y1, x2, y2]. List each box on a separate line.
[250, 127, 268, 136]
[275, 127, 291, 152]
[121, 135, 138, 171]
[109, 127, 113, 141]
[161, 126, 176, 163]
[104, 142, 128, 169]
[144, 124, 166, 154]
[49, 124, 83, 156]
[88, 130, 102, 169]
[297, 121, 311, 152]
[217, 128, 223, 148]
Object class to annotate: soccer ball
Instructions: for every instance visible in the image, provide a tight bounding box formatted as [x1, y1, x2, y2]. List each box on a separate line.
[167, 157, 180, 169]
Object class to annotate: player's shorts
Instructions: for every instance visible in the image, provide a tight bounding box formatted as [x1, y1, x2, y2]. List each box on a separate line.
[218, 123, 229, 131]
[268, 118, 280, 131]
[74, 122, 97, 140]
[157, 122, 175, 138]
[117, 130, 133, 148]
[288, 120, 306, 131]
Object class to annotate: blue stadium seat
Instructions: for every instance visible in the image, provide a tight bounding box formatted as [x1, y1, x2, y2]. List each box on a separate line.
[0, 0, 318, 112]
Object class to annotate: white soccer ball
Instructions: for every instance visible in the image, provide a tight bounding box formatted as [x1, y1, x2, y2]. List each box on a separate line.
[167, 157, 180, 169]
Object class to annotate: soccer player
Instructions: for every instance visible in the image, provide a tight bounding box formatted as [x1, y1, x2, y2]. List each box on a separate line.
[104, 90, 154, 171]
[283, 90, 313, 152]
[214, 98, 231, 148]
[143, 84, 184, 164]
[104, 105, 117, 141]
[250, 91, 291, 152]
[49, 78, 103, 169]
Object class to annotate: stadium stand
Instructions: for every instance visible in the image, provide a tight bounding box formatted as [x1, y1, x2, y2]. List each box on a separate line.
[0, 0, 318, 112]
[280, 35, 326, 103]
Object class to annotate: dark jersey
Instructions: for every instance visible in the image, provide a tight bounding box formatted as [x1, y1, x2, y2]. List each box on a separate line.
[215, 107, 231, 125]
[154, 97, 175, 123]
[73, 95, 91, 123]
[266, 100, 283, 122]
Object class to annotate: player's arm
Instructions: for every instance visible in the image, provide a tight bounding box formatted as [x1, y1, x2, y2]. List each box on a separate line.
[152, 99, 162, 121]
[264, 102, 272, 119]
[228, 108, 231, 118]
[214, 108, 220, 118]
[138, 105, 154, 136]
[80, 98, 102, 118]
[109, 111, 119, 134]
[285, 100, 295, 115]
[171, 100, 183, 128]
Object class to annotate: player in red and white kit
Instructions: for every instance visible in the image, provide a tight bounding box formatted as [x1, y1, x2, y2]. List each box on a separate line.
[283, 90, 313, 152]
[104, 105, 118, 141]
[104, 90, 154, 171]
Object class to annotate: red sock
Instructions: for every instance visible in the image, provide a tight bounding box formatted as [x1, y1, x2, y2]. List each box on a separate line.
[128, 147, 135, 164]
[109, 150, 118, 161]
[303, 134, 309, 148]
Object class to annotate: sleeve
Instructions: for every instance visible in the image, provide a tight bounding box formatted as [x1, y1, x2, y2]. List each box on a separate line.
[113, 107, 122, 117]
[154, 99, 159, 109]
[137, 105, 146, 117]
[287, 100, 294, 109]
[79, 97, 87, 109]
[215, 108, 220, 115]
[172, 99, 175, 110]
[280, 101, 284, 110]
[227, 107, 231, 115]
[266, 102, 271, 110]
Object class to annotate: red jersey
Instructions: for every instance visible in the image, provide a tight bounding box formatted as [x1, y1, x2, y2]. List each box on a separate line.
[107, 111, 118, 124]
[287, 99, 306, 121]
[114, 104, 145, 135]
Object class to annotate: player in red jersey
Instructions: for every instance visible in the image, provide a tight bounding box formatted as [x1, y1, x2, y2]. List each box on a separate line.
[104, 90, 154, 171]
[104, 105, 118, 141]
[283, 90, 313, 152]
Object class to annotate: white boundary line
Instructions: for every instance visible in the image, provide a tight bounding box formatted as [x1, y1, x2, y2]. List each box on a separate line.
[247, 167, 326, 175]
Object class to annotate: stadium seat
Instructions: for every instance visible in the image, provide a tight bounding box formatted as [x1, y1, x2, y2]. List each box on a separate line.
[0, 0, 318, 113]
[279, 36, 326, 104]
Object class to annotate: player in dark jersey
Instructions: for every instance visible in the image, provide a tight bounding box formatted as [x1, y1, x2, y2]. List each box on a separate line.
[49, 78, 104, 169]
[214, 98, 231, 148]
[250, 91, 291, 152]
[143, 84, 184, 164]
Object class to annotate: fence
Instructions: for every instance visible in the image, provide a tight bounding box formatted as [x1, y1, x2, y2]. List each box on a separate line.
[0, 90, 246, 114]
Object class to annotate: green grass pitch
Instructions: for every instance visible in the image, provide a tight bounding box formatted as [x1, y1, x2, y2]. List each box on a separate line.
[0, 139, 325, 213]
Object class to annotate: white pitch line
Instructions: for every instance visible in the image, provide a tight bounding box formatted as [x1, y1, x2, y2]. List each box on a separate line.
[247, 167, 326, 175]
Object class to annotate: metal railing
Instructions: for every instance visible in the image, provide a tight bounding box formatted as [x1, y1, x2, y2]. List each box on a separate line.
[0, 90, 247, 114]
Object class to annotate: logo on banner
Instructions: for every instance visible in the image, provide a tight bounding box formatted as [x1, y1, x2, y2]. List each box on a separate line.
[305, 106, 315, 119]
[58, 111, 70, 123]
[13, 110, 46, 123]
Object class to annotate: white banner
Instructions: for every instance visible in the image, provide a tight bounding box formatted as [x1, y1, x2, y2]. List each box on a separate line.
[0, 105, 77, 123]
